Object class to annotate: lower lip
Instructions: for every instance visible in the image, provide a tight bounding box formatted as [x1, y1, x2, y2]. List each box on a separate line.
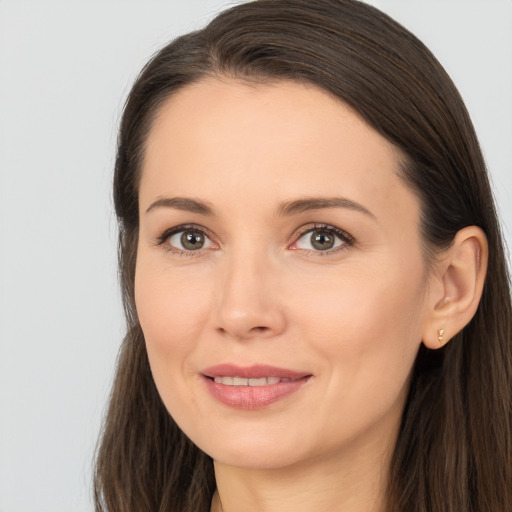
[202, 376, 311, 409]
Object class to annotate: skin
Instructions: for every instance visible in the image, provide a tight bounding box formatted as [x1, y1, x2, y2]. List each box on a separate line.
[134, 78, 486, 512]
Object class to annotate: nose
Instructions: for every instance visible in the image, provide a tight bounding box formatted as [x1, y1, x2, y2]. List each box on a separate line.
[213, 249, 287, 340]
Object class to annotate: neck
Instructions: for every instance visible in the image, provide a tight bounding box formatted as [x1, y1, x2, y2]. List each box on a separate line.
[211, 440, 392, 512]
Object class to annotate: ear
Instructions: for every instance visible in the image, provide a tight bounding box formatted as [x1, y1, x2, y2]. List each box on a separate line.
[422, 226, 488, 349]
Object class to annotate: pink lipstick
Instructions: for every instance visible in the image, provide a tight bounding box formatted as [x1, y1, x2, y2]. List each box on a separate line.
[201, 364, 312, 409]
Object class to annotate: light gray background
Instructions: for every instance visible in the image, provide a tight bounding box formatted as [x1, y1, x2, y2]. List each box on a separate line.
[0, 1, 510, 511]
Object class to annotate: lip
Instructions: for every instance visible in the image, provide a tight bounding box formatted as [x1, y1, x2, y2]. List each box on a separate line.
[201, 364, 312, 410]
[202, 364, 310, 380]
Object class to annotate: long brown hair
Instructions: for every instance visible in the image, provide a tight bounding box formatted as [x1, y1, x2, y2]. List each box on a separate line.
[94, 1, 512, 511]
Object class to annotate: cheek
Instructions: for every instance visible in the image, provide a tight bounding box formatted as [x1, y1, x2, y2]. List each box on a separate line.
[134, 261, 220, 431]
[134, 262, 212, 382]
[297, 263, 425, 413]
[294, 261, 426, 347]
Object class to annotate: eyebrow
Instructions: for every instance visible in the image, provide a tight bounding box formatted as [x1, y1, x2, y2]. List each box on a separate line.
[275, 197, 376, 219]
[145, 195, 375, 219]
[146, 197, 215, 215]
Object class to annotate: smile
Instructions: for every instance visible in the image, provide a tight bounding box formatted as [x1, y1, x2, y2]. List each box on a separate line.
[213, 376, 294, 386]
[201, 364, 312, 409]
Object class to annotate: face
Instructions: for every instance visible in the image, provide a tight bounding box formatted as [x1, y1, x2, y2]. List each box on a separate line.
[135, 78, 434, 470]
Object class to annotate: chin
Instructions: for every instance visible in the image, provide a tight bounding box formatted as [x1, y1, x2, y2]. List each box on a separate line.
[209, 444, 309, 471]
[184, 422, 312, 470]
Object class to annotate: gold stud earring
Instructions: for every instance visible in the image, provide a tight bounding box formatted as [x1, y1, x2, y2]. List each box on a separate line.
[438, 329, 445, 345]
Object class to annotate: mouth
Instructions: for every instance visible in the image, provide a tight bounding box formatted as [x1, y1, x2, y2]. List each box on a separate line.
[200, 364, 312, 409]
[210, 376, 296, 386]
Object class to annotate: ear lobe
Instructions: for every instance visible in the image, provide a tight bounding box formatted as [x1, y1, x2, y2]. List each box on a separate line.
[422, 226, 488, 350]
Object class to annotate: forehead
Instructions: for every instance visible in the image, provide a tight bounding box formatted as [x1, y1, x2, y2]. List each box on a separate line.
[140, 78, 419, 230]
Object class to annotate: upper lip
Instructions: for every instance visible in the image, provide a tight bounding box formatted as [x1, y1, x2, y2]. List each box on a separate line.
[201, 364, 311, 380]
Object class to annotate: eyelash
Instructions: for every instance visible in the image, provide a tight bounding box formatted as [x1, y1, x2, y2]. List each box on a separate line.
[291, 223, 355, 255]
[156, 223, 355, 257]
[156, 224, 217, 257]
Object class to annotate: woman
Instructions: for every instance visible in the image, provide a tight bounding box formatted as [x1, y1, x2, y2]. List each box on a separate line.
[94, 1, 512, 511]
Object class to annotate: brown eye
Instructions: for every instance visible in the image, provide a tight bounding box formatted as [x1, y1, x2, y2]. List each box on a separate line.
[292, 225, 351, 253]
[180, 230, 205, 250]
[310, 230, 336, 250]
[167, 229, 213, 252]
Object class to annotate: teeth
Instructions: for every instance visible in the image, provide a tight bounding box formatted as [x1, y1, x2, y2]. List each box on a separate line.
[218, 376, 234, 385]
[213, 376, 290, 386]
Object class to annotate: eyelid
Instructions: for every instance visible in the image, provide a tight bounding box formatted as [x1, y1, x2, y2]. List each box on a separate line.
[155, 224, 218, 253]
[289, 223, 355, 253]
[154, 222, 355, 256]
